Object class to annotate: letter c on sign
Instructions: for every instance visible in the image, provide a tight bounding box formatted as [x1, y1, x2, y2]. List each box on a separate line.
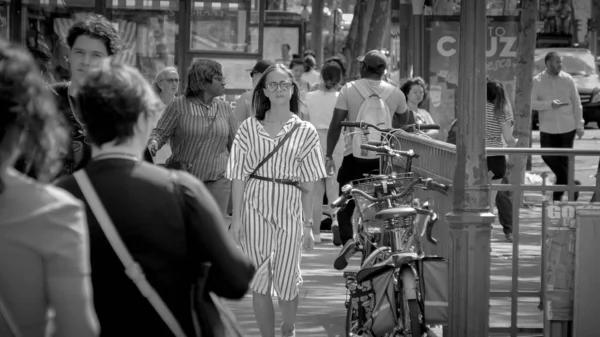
[437, 36, 456, 57]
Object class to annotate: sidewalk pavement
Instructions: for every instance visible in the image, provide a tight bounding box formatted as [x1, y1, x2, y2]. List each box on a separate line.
[226, 206, 545, 336]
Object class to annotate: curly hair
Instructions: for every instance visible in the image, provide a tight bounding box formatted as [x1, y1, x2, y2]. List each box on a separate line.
[252, 64, 301, 120]
[0, 39, 68, 192]
[75, 58, 164, 146]
[185, 59, 222, 97]
[400, 77, 428, 108]
[67, 14, 122, 56]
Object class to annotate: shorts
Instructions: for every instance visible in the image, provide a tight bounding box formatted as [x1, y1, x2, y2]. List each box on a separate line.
[487, 155, 506, 180]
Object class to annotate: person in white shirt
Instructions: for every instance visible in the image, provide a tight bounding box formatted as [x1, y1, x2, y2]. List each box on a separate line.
[305, 59, 344, 243]
[531, 51, 584, 201]
[302, 55, 321, 87]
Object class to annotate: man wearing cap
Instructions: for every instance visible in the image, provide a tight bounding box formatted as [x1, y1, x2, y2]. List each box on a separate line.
[326, 49, 409, 248]
[357, 52, 398, 87]
[233, 59, 274, 126]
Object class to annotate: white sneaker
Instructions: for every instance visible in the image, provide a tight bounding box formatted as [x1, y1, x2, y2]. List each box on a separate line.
[313, 233, 322, 243]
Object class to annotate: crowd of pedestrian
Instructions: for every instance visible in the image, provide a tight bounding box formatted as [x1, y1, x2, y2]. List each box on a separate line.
[0, 10, 593, 337]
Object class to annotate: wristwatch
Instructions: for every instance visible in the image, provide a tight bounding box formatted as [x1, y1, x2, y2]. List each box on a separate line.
[303, 219, 314, 228]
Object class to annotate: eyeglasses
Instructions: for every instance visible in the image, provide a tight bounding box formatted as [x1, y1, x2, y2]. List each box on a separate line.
[213, 76, 225, 82]
[162, 78, 179, 84]
[265, 81, 293, 92]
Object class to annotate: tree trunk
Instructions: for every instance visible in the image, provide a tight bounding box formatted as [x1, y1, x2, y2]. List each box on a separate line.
[365, 0, 391, 52]
[343, 0, 365, 79]
[312, 0, 325, 66]
[506, 0, 539, 195]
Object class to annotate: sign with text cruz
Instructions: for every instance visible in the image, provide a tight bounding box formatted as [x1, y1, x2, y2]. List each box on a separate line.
[427, 18, 518, 138]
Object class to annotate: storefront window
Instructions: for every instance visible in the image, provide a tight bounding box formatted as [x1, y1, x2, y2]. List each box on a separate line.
[190, 0, 259, 53]
[21, 0, 95, 83]
[0, 1, 10, 40]
[108, 0, 179, 83]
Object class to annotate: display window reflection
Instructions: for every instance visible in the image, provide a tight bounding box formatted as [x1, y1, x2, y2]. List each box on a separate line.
[190, 0, 260, 53]
[108, 0, 179, 83]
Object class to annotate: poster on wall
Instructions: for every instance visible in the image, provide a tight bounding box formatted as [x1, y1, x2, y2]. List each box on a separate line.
[427, 17, 518, 140]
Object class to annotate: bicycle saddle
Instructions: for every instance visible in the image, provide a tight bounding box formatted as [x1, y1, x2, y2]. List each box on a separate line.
[375, 207, 417, 221]
[356, 252, 420, 283]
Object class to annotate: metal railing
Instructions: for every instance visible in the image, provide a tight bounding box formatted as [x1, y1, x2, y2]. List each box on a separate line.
[392, 133, 600, 336]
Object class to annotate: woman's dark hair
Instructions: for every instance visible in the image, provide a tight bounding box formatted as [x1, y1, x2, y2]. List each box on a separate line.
[185, 58, 222, 97]
[304, 55, 317, 71]
[0, 39, 68, 192]
[324, 56, 347, 78]
[321, 60, 343, 90]
[486, 78, 507, 117]
[67, 15, 122, 56]
[400, 77, 428, 108]
[289, 58, 304, 70]
[76, 59, 164, 146]
[252, 64, 301, 120]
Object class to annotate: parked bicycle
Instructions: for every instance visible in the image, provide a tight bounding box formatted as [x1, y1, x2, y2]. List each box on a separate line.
[331, 148, 450, 337]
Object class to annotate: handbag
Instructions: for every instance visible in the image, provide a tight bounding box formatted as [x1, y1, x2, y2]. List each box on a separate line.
[74, 170, 188, 337]
[0, 294, 21, 337]
[170, 171, 244, 337]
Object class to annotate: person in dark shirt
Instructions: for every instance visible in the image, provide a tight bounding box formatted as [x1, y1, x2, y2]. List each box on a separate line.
[49, 15, 153, 179]
[55, 59, 255, 336]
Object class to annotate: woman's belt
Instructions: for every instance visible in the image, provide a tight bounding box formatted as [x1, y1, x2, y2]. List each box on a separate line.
[249, 174, 307, 193]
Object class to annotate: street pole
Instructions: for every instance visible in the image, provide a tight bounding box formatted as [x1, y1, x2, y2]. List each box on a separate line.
[399, 0, 412, 79]
[446, 0, 495, 336]
[332, 9, 337, 57]
[411, 0, 424, 77]
[312, 0, 325, 66]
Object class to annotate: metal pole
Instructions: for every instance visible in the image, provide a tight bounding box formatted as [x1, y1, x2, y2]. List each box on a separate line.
[312, 0, 325, 66]
[333, 9, 337, 56]
[446, 0, 494, 335]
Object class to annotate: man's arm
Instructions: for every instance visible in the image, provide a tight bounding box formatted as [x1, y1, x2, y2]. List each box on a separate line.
[531, 78, 553, 111]
[569, 77, 584, 129]
[326, 108, 348, 157]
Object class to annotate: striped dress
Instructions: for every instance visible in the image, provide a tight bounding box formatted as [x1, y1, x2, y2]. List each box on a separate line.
[226, 115, 327, 300]
[150, 95, 237, 181]
[485, 101, 511, 148]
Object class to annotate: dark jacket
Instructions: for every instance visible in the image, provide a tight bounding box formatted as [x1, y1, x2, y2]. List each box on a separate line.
[55, 159, 254, 337]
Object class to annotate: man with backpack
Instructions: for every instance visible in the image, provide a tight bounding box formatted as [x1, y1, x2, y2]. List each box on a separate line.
[326, 50, 409, 248]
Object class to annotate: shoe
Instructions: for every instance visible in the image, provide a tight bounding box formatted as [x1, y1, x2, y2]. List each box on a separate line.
[332, 221, 342, 246]
[334, 239, 357, 270]
[505, 233, 513, 243]
[281, 323, 295, 337]
[313, 233, 321, 243]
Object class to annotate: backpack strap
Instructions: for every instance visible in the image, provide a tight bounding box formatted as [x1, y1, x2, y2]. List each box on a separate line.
[352, 80, 372, 100]
[379, 85, 395, 101]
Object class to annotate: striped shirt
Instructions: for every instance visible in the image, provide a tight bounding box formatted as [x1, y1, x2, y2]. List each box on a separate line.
[226, 115, 327, 229]
[150, 95, 237, 181]
[486, 102, 512, 148]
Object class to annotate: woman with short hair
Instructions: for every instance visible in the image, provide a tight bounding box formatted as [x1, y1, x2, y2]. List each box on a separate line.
[55, 59, 254, 336]
[153, 67, 179, 105]
[149, 59, 237, 216]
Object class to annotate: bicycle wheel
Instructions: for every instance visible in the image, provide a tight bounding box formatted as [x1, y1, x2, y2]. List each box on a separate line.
[408, 299, 424, 337]
[345, 300, 360, 337]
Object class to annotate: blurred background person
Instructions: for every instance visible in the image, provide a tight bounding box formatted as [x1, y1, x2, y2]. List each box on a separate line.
[148, 59, 237, 216]
[234, 59, 274, 127]
[0, 39, 98, 337]
[302, 55, 321, 87]
[151, 67, 179, 165]
[290, 58, 311, 94]
[400, 77, 439, 139]
[306, 59, 345, 243]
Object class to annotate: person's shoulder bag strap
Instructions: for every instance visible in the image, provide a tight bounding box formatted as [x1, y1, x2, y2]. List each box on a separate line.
[73, 170, 187, 337]
[247, 121, 301, 178]
[0, 294, 21, 337]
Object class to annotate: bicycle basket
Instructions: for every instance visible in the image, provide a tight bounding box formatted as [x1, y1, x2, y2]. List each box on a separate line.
[350, 174, 415, 235]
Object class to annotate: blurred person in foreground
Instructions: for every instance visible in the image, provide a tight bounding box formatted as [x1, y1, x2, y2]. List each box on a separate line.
[55, 59, 254, 336]
[0, 39, 98, 337]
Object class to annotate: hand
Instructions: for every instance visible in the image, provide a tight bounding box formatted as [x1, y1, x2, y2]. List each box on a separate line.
[576, 127, 585, 139]
[325, 158, 336, 177]
[302, 226, 314, 253]
[148, 140, 159, 156]
[551, 100, 569, 110]
[229, 219, 242, 245]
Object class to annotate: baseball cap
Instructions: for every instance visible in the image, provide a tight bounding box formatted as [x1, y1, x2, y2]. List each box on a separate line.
[247, 60, 274, 74]
[357, 50, 388, 69]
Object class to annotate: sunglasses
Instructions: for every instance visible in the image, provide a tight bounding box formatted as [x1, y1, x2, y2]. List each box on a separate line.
[162, 78, 179, 84]
[213, 76, 225, 82]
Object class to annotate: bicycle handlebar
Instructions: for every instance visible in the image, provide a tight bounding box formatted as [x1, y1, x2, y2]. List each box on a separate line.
[330, 177, 449, 208]
[340, 121, 441, 132]
[360, 144, 419, 159]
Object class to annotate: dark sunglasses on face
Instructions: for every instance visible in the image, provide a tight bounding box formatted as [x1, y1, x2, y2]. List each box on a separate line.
[162, 78, 179, 84]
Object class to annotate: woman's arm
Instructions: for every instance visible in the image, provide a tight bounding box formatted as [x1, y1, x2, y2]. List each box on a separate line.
[501, 120, 517, 147]
[226, 104, 238, 151]
[149, 99, 179, 149]
[180, 173, 255, 299]
[45, 203, 99, 337]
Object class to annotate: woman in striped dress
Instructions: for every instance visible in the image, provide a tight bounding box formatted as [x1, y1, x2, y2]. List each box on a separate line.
[148, 59, 237, 215]
[227, 64, 327, 337]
